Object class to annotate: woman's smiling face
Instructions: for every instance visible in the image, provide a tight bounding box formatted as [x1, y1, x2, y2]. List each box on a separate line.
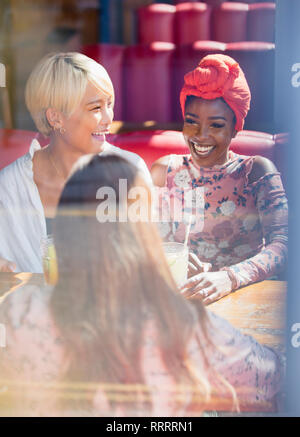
[61, 82, 114, 155]
[183, 97, 237, 168]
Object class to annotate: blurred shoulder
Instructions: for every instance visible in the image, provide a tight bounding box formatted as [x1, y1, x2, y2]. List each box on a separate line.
[150, 155, 172, 187]
[248, 156, 278, 185]
[102, 142, 153, 185]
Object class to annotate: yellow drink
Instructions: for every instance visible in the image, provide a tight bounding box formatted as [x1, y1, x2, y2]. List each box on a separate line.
[163, 242, 189, 287]
[41, 236, 58, 285]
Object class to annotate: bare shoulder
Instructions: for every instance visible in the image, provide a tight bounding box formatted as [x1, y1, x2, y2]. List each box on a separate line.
[150, 155, 171, 187]
[248, 156, 278, 184]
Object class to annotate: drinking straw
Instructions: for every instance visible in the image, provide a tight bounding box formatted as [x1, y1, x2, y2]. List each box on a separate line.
[183, 215, 194, 248]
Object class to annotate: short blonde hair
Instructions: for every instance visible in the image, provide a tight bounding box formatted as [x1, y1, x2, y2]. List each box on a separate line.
[25, 52, 115, 136]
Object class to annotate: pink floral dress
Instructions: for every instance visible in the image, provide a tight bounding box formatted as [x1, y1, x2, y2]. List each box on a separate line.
[158, 152, 288, 289]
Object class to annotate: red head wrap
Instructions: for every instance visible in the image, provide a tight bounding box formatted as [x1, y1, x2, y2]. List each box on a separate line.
[180, 54, 251, 131]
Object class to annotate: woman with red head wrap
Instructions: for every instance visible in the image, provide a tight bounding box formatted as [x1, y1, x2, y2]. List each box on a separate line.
[179, 54, 250, 132]
[151, 54, 288, 303]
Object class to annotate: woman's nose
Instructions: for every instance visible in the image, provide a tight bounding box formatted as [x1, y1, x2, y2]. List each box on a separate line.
[101, 106, 114, 125]
[194, 124, 208, 139]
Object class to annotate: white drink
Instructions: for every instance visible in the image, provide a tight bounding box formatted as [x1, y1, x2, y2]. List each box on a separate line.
[163, 242, 189, 287]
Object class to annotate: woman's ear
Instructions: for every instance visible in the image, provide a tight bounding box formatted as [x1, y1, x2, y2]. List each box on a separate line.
[46, 108, 63, 130]
[232, 129, 237, 139]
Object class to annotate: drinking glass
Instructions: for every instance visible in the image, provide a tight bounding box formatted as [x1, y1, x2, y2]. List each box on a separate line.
[163, 242, 189, 287]
[41, 235, 58, 285]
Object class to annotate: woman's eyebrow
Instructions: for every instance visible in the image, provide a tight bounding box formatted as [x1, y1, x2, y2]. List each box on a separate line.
[185, 112, 199, 118]
[86, 98, 103, 105]
[86, 98, 112, 106]
[208, 116, 227, 120]
[185, 112, 227, 121]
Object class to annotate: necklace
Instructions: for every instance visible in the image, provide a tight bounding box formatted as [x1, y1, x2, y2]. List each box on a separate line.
[47, 148, 63, 178]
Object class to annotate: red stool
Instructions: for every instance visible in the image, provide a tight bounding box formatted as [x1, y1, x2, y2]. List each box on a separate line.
[137, 4, 176, 44]
[172, 41, 226, 122]
[225, 42, 275, 130]
[123, 43, 175, 123]
[247, 3, 276, 43]
[174, 2, 212, 46]
[212, 2, 249, 43]
[81, 44, 125, 120]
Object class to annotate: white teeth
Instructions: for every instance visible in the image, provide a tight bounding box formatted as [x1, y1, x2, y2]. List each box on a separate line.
[191, 141, 214, 153]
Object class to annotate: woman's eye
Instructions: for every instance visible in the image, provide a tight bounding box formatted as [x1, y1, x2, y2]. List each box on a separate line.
[211, 123, 225, 128]
[91, 106, 101, 111]
[184, 118, 196, 125]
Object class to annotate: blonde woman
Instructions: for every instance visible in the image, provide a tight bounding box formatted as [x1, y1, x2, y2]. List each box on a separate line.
[0, 52, 151, 273]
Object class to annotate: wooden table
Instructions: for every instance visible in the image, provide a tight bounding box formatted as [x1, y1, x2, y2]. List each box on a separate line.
[209, 280, 286, 353]
[0, 273, 287, 352]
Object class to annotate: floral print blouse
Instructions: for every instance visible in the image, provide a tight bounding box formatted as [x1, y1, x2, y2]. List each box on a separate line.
[158, 152, 288, 290]
[0, 284, 283, 416]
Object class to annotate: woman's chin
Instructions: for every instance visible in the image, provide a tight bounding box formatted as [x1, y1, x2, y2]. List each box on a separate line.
[191, 150, 216, 167]
[90, 136, 106, 153]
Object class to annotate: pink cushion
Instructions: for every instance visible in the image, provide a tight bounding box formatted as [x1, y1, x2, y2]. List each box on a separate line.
[0, 129, 285, 186]
[247, 3, 275, 43]
[231, 131, 275, 161]
[137, 4, 176, 44]
[108, 129, 277, 169]
[81, 44, 125, 120]
[173, 0, 200, 3]
[212, 2, 249, 43]
[108, 130, 189, 169]
[174, 3, 212, 46]
[123, 43, 175, 123]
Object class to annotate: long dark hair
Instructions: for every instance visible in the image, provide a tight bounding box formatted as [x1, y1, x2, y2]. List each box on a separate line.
[51, 155, 235, 416]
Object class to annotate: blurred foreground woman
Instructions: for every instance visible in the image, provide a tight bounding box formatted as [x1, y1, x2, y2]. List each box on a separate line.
[0, 156, 283, 416]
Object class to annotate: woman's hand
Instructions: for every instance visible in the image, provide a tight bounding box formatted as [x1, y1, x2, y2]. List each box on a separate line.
[188, 252, 212, 277]
[0, 257, 16, 272]
[181, 270, 233, 305]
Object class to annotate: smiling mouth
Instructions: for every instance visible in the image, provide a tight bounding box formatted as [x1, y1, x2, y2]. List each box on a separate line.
[190, 140, 215, 157]
[91, 131, 109, 141]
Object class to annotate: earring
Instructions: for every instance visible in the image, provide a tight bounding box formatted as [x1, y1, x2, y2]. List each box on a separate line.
[60, 127, 66, 134]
